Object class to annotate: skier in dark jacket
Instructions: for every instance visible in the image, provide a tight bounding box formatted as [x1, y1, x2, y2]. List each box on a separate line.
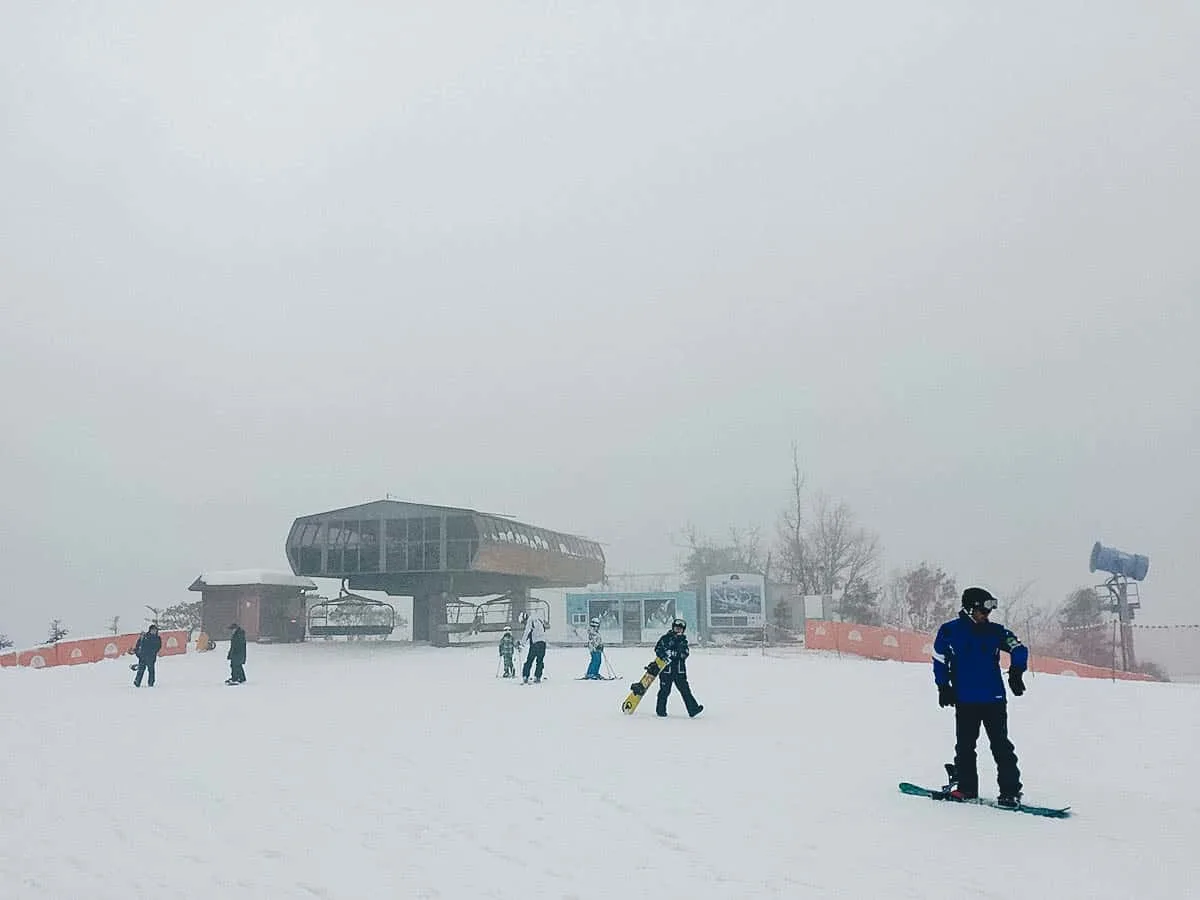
[654, 618, 703, 718]
[932, 587, 1029, 807]
[226, 623, 247, 685]
[132, 625, 162, 687]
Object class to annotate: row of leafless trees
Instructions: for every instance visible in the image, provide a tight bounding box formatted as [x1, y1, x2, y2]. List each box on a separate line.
[678, 445, 1165, 675]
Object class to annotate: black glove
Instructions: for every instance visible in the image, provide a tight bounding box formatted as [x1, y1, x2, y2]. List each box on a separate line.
[938, 683, 956, 708]
[1008, 668, 1026, 696]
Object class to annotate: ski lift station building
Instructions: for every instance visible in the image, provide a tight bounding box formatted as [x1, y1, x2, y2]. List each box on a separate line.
[284, 499, 606, 646]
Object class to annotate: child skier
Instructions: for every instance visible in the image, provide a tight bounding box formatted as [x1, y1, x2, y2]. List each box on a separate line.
[499, 625, 516, 677]
[584, 617, 604, 679]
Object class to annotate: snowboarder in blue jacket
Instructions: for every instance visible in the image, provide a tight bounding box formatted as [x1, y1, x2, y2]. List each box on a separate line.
[932, 587, 1028, 806]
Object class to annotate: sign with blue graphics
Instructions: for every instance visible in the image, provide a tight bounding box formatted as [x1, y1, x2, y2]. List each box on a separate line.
[706, 573, 766, 629]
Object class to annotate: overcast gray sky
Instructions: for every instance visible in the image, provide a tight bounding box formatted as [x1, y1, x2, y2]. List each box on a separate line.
[2, 2, 1197, 646]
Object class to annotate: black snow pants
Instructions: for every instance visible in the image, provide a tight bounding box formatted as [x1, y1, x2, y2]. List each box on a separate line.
[134, 659, 156, 687]
[656, 671, 701, 716]
[522, 641, 546, 680]
[954, 702, 1021, 797]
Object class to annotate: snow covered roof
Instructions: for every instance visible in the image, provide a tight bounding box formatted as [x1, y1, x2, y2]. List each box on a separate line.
[188, 569, 318, 591]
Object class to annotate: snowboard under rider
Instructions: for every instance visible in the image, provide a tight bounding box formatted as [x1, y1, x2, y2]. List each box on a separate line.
[654, 618, 703, 718]
[499, 626, 516, 678]
[520, 611, 548, 683]
[584, 617, 604, 680]
[932, 587, 1028, 807]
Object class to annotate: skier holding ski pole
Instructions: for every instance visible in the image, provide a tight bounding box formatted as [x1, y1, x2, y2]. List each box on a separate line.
[583, 617, 604, 680]
[498, 625, 516, 678]
[519, 611, 548, 683]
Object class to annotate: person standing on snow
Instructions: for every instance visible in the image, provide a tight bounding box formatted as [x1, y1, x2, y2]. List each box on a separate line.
[132, 624, 162, 687]
[584, 617, 604, 679]
[226, 622, 248, 685]
[654, 618, 703, 717]
[932, 587, 1028, 808]
[519, 610, 548, 683]
[498, 625, 516, 678]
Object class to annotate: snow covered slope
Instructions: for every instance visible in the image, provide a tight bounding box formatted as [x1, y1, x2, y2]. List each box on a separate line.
[1, 644, 1196, 899]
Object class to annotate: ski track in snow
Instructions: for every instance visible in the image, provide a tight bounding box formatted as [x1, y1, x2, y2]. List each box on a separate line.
[1, 643, 1198, 899]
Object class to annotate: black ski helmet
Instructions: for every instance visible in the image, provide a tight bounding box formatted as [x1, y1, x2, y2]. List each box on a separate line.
[589, 617, 600, 628]
[671, 618, 686, 631]
[962, 587, 998, 613]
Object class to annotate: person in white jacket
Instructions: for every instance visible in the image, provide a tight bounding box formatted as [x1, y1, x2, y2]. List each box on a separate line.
[519, 610, 548, 683]
[584, 617, 604, 679]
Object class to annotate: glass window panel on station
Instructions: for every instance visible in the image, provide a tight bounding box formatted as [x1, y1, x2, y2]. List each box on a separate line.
[384, 520, 406, 572]
[298, 523, 323, 573]
[406, 541, 425, 572]
[446, 515, 475, 541]
[359, 520, 380, 572]
[425, 540, 441, 570]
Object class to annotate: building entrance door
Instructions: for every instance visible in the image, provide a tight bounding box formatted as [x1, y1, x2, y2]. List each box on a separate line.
[622, 600, 642, 644]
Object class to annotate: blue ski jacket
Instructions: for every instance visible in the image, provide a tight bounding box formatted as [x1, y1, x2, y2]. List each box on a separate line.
[932, 612, 1028, 704]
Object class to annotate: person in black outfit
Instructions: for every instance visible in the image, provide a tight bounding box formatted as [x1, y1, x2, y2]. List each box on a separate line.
[654, 618, 703, 718]
[132, 624, 162, 687]
[226, 623, 247, 685]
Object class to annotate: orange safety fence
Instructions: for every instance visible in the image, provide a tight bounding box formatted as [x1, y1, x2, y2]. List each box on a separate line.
[1, 631, 190, 670]
[804, 620, 1155, 681]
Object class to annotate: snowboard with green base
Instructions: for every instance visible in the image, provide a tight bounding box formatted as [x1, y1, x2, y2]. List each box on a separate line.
[621, 656, 668, 714]
[899, 764, 1070, 819]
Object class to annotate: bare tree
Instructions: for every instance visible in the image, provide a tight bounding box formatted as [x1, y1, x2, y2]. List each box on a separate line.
[775, 444, 816, 592]
[108, 616, 121, 635]
[157, 600, 203, 636]
[678, 524, 766, 594]
[807, 494, 881, 604]
[773, 446, 880, 605]
[996, 582, 1061, 653]
[47, 619, 69, 644]
[1056, 587, 1111, 667]
[837, 577, 883, 626]
[887, 563, 958, 633]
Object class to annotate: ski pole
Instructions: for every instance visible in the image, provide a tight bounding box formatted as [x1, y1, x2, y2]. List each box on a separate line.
[495, 656, 502, 678]
[603, 649, 619, 679]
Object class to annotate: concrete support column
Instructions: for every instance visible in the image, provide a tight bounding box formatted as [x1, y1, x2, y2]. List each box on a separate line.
[510, 586, 530, 630]
[430, 592, 450, 648]
[413, 594, 430, 642]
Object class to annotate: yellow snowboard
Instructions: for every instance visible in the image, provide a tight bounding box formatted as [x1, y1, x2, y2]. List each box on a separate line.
[621, 656, 669, 714]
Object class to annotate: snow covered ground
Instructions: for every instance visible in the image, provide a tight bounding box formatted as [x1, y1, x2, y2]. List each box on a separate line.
[1, 643, 1197, 899]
